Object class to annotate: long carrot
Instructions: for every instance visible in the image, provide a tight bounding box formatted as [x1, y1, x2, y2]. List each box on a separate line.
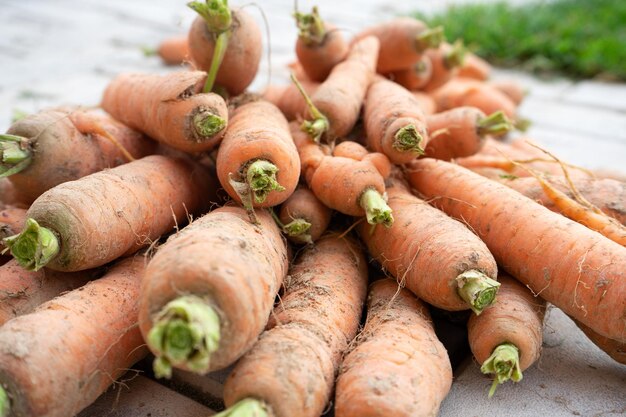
[353, 17, 443, 73]
[468, 274, 546, 397]
[217, 234, 368, 417]
[294, 6, 348, 82]
[262, 81, 320, 121]
[0, 256, 147, 417]
[4, 155, 215, 272]
[389, 54, 432, 90]
[363, 77, 429, 164]
[358, 174, 499, 313]
[277, 185, 332, 244]
[157, 35, 190, 65]
[575, 320, 626, 365]
[139, 206, 288, 378]
[101, 71, 228, 153]
[1, 107, 155, 203]
[335, 278, 453, 417]
[406, 158, 626, 342]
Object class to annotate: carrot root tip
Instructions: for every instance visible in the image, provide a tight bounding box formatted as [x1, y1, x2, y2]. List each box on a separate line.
[147, 295, 221, 378]
[3, 218, 59, 271]
[415, 26, 445, 51]
[247, 160, 286, 204]
[0, 385, 8, 417]
[477, 111, 513, 138]
[214, 398, 270, 417]
[480, 343, 523, 398]
[301, 117, 329, 144]
[393, 125, 425, 155]
[294, 6, 326, 46]
[360, 188, 394, 228]
[0, 134, 32, 177]
[456, 270, 500, 314]
[188, 0, 232, 33]
[193, 110, 226, 140]
[283, 218, 313, 244]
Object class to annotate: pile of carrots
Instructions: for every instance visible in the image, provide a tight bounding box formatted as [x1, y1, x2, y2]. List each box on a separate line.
[1, 1, 625, 416]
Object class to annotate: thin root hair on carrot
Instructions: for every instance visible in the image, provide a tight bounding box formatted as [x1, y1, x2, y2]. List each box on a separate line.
[240, 2, 273, 91]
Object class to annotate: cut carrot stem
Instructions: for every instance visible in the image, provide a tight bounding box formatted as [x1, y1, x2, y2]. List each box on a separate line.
[415, 26, 444, 50]
[147, 295, 221, 379]
[393, 124, 425, 154]
[203, 31, 230, 93]
[290, 73, 329, 143]
[445, 39, 465, 69]
[3, 218, 59, 271]
[214, 398, 269, 417]
[0, 134, 32, 177]
[0, 386, 7, 417]
[193, 110, 227, 137]
[360, 188, 394, 227]
[282, 218, 313, 244]
[477, 111, 513, 137]
[456, 270, 500, 315]
[480, 342, 523, 398]
[294, 6, 326, 45]
[247, 160, 286, 204]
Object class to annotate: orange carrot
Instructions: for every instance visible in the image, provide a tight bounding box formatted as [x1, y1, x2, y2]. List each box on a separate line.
[0, 205, 26, 253]
[139, 206, 288, 378]
[335, 278, 452, 417]
[457, 52, 492, 80]
[358, 174, 499, 313]
[412, 91, 437, 115]
[187, 1, 261, 95]
[218, 235, 368, 417]
[0, 178, 26, 207]
[389, 54, 432, 90]
[420, 40, 466, 92]
[101, 71, 228, 153]
[4, 155, 215, 272]
[406, 158, 626, 342]
[1, 107, 155, 203]
[424, 107, 512, 161]
[294, 6, 348, 82]
[278, 185, 332, 244]
[262, 81, 320, 121]
[216, 100, 300, 212]
[575, 320, 626, 365]
[363, 78, 429, 164]
[468, 274, 546, 397]
[489, 79, 526, 105]
[157, 35, 190, 65]
[353, 17, 443, 73]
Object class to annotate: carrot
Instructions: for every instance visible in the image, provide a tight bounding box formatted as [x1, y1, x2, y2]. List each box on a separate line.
[139, 206, 288, 378]
[187, 0, 261, 95]
[353, 17, 444, 73]
[575, 320, 626, 365]
[0, 179, 26, 207]
[277, 185, 332, 244]
[457, 52, 492, 80]
[468, 274, 546, 397]
[489, 79, 526, 105]
[0, 259, 98, 325]
[420, 40, 466, 92]
[358, 174, 499, 313]
[299, 36, 380, 143]
[0, 205, 26, 253]
[216, 100, 300, 213]
[101, 71, 228, 153]
[262, 81, 320, 121]
[157, 35, 190, 65]
[335, 278, 452, 417]
[3, 155, 215, 272]
[294, 6, 348, 82]
[1, 107, 155, 203]
[423, 107, 512, 161]
[412, 91, 437, 115]
[0, 256, 147, 417]
[217, 234, 368, 417]
[363, 77, 429, 164]
[406, 158, 626, 342]
[389, 54, 432, 90]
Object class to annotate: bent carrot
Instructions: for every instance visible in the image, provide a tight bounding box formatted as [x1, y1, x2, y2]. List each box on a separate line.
[389, 54, 432, 90]
[406, 158, 626, 342]
[575, 320, 626, 365]
[158, 35, 190, 65]
[457, 52, 492, 80]
[262, 81, 320, 121]
[4, 155, 215, 272]
[217, 235, 368, 417]
[468, 274, 546, 397]
[0, 256, 147, 417]
[278, 185, 332, 244]
[101, 71, 228, 153]
[335, 278, 452, 417]
[139, 206, 288, 378]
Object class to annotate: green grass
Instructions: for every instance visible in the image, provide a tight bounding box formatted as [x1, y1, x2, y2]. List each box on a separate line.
[415, 0, 626, 81]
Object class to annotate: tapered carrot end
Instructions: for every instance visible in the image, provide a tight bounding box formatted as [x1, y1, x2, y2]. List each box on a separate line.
[480, 343, 523, 398]
[415, 26, 445, 52]
[456, 270, 500, 314]
[3, 218, 59, 272]
[0, 385, 8, 417]
[283, 218, 313, 244]
[147, 295, 221, 378]
[477, 111, 514, 138]
[360, 188, 394, 228]
[0, 134, 32, 177]
[192, 110, 227, 140]
[214, 398, 270, 417]
[393, 124, 425, 155]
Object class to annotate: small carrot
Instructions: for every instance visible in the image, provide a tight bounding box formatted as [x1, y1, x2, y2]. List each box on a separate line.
[468, 274, 546, 397]
[262, 81, 320, 121]
[157, 35, 190, 65]
[420, 40, 466, 92]
[424, 107, 512, 161]
[294, 6, 348, 82]
[101, 71, 228, 153]
[363, 77, 429, 164]
[335, 278, 452, 417]
[217, 235, 368, 417]
[489, 79, 527, 105]
[0, 256, 147, 417]
[0, 205, 26, 253]
[575, 320, 626, 365]
[139, 206, 288, 378]
[277, 185, 332, 245]
[389, 54, 432, 90]
[353, 17, 444, 73]
[4, 155, 215, 272]
[457, 52, 492, 80]
[406, 158, 626, 342]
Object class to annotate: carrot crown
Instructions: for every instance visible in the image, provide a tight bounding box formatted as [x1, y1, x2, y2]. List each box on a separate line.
[214, 398, 270, 417]
[147, 295, 221, 379]
[456, 270, 500, 314]
[0, 134, 32, 177]
[444, 40, 466, 69]
[480, 342, 523, 397]
[294, 6, 327, 46]
[360, 188, 394, 228]
[0, 386, 7, 417]
[415, 26, 445, 52]
[393, 125, 425, 155]
[283, 218, 313, 244]
[192, 109, 227, 139]
[477, 111, 513, 138]
[3, 218, 59, 272]
[187, 0, 232, 33]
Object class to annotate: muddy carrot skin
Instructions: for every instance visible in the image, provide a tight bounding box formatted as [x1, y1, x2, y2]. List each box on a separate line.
[0, 206, 26, 252]
[575, 320, 626, 365]
[218, 235, 368, 417]
[406, 158, 626, 342]
[0, 256, 148, 417]
[158, 35, 190, 65]
[278, 185, 332, 244]
[335, 278, 453, 417]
